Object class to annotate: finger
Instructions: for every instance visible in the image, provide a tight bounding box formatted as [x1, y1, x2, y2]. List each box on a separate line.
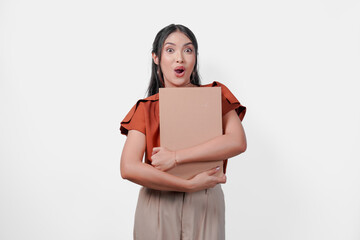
[152, 147, 161, 155]
[151, 161, 159, 168]
[150, 156, 157, 165]
[153, 147, 161, 151]
[207, 166, 221, 176]
[218, 175, 227, 184]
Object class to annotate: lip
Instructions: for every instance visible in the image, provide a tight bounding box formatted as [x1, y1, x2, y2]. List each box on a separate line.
[174, 66, 185, 71]
[174, 66, 185, 77]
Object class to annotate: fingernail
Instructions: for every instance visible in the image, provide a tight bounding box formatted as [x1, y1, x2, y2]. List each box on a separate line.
[215, 166, 220, 171]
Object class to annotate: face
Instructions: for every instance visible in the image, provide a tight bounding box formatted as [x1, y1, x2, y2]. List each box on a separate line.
[153, 31, 196, 88]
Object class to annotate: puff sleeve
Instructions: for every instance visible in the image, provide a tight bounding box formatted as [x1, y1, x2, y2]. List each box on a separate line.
[216, 81, 246, 121]
[120, 101, 146, 136]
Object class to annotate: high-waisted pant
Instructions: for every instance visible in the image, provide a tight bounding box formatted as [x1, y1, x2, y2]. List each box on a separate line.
[133, 184, 225, 240]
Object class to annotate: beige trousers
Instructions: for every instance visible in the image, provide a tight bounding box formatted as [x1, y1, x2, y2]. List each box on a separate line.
[133, 184, 225, 240]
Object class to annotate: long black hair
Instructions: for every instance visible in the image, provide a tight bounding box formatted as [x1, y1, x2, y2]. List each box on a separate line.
[146, 24, 201, 97]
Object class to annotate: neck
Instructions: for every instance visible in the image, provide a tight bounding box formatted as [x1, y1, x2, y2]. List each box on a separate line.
[184, 82, 194, 87]
[165, 81, 197, 88]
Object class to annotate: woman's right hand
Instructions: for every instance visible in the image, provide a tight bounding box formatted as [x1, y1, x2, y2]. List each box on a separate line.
[187, 167, 227, 192]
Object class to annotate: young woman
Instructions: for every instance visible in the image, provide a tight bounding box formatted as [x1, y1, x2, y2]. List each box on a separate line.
[120, 24, 246, 240]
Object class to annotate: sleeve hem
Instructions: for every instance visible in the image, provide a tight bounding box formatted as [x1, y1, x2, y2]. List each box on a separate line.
[214, 81, 246, 121]
[120, 101, 146, 136]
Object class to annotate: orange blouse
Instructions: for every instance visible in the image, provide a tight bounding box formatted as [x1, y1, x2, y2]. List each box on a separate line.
[120, 81, 246, 173]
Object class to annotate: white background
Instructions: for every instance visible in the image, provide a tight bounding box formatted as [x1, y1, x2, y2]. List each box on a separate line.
[1, 0, 359, 239]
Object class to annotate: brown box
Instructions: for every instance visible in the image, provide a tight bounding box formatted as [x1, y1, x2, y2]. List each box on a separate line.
[159, 87, 224, 179]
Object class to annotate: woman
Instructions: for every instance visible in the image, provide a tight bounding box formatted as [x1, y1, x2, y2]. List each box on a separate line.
[120, 24, 246, 240]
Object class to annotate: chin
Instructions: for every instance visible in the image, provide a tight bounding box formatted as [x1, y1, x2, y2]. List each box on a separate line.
[166, 78, 189, 87]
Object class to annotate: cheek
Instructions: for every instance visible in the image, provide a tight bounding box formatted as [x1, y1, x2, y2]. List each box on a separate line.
[187, 56, 196, 70]
[160, 56, 172, 70]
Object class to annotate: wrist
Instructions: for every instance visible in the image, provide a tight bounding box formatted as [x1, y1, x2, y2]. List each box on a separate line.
[174, 149, 185, 165]
[183, 179, 194, 192]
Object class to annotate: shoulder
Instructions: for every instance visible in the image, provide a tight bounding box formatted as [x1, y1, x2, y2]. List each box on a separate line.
[204, 81, 246, 121]
[121, 93, 159, 122]
[202, 81, 232, 91]
[120, 95, 157, 136]
[128, 93, 159, 111]
[203, 81, 238, 100]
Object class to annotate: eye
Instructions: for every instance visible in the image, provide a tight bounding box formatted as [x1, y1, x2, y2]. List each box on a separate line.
[166, 48, 174, 53]
[184, 48, 193, 53]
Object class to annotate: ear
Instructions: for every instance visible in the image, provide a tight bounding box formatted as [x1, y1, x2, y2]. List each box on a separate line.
[152, 52, 159, 65]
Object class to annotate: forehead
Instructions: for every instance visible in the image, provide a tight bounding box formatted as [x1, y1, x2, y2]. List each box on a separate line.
[164, 31, 192, 45]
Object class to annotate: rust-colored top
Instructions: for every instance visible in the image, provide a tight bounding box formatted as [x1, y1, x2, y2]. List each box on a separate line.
[120, 81, 246, 173]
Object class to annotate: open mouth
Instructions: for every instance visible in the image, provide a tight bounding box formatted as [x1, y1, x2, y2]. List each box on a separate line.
[174, 66, 185, 76]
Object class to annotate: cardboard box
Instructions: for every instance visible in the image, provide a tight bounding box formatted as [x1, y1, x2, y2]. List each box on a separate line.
[159, 87, 224, 179]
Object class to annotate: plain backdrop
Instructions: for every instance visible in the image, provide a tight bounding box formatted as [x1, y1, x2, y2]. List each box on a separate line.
[1, 0, 359, 239]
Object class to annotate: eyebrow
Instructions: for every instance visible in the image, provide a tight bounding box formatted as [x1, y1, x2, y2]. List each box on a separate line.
[164, 42, 194, 47]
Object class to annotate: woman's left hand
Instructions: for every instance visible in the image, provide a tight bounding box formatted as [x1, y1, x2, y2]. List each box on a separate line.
[151, 147, 177, 171]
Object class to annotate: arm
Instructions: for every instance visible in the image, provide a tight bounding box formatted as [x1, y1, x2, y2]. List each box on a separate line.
[177, 109, 247, 163]
[120, 130, 226, 192]
[151, 109, 247, 170]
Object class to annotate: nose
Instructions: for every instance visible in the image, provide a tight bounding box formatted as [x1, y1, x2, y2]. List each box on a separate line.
[176, 52, 184, 63]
